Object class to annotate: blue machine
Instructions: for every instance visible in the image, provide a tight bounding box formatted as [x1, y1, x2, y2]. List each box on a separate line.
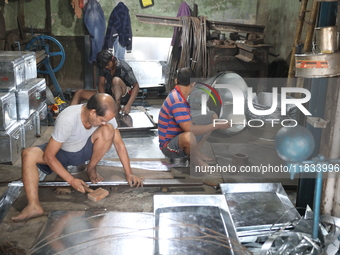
[25, 35, 66, 101]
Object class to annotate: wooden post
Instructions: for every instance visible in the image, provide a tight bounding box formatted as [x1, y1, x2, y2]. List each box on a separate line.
[293, 0, 320, 98]
[304, 0, 319, 53]
[287, 0, 309, 87]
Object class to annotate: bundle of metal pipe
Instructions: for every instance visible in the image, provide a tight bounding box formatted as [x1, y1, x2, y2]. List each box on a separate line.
[166, 16, 208, 92]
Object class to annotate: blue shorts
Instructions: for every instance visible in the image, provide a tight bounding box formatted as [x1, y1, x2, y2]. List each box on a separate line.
[161, 111, 215, 158]
[36, 137, 93, 175]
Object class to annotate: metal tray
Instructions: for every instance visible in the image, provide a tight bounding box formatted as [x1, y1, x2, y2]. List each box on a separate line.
[220, 183, 301, 236]
[153, 195, 247, 255]
[117, 110, 155, 131]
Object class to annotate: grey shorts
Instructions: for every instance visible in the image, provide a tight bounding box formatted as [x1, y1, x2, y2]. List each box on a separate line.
[161, 111, 215, 158]
[36, 137, 93, 175]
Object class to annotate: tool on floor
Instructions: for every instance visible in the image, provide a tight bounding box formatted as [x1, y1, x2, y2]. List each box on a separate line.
[0, 179, 203, 224]
[84, 186, 109, 202]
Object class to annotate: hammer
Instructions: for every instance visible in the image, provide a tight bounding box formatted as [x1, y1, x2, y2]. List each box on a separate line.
[84, 186, 109, 202]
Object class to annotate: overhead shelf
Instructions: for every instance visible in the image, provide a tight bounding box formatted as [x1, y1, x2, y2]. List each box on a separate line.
[136, 14, 265, 34]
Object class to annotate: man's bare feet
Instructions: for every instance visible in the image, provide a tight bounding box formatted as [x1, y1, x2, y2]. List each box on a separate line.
[86, 168, 104, 184]
[11, 204, 44, 222]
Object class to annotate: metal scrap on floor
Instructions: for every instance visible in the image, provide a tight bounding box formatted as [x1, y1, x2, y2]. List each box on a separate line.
[5, 183, 340, 254]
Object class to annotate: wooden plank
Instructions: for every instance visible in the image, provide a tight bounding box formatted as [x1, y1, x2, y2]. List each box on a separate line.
[136, 14, 265, 34]
[136, 14, 181, 27]
[207, 20, 265, 34]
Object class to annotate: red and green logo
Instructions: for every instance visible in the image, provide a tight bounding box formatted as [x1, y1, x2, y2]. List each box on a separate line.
[196, 82, 222, 107]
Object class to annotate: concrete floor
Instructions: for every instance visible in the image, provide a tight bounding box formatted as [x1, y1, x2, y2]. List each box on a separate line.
[0, 100, 298, 254]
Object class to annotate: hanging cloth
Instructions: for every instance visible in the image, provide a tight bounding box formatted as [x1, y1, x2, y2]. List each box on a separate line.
[103, 2, 133, 52]
[71, 0, 82, 18]
[171, 2, 191, 47]
[79, 0, 84, 9]
[83, 0, 106, 63]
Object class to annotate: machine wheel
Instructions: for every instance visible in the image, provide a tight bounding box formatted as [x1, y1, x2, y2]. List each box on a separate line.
[25, 35, 66, 74]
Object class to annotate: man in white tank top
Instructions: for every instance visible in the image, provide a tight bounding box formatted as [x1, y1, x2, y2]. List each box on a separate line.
[12, 93, 143, 222]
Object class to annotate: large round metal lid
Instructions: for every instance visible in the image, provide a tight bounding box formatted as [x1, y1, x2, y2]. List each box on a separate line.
[189, 71, 248, 135]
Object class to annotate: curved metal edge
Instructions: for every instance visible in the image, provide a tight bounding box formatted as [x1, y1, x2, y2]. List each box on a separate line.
[0, 185, 23, 224]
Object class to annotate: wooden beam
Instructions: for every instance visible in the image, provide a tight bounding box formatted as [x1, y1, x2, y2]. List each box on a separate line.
[136, 14, 265, 34]
[207, 20, 265, 34]
[136, 14, 181, 27]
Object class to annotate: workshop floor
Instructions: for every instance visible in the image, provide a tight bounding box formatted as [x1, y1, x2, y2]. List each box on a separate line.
[0, 100, 298, 254]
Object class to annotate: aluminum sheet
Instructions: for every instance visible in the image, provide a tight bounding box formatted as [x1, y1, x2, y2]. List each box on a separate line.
[0, 171, 45, 224]
[126, 60, 166, 87]
[116, 110, 155, 131]
[220, 183, 301, 236]
[96, 159, 170, 171]
[124, 37, 171, 61]
[153, 195, 247, 255]
[30, 211, 154, 255]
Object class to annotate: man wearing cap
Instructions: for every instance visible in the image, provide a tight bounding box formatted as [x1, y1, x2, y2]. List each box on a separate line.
[158, 67, 230, 167]
[71, 50, 139, 115]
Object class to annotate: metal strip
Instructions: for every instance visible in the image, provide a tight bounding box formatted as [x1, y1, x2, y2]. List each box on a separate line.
[8, 179, 203, 187]
[96, 160, 170, 171]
